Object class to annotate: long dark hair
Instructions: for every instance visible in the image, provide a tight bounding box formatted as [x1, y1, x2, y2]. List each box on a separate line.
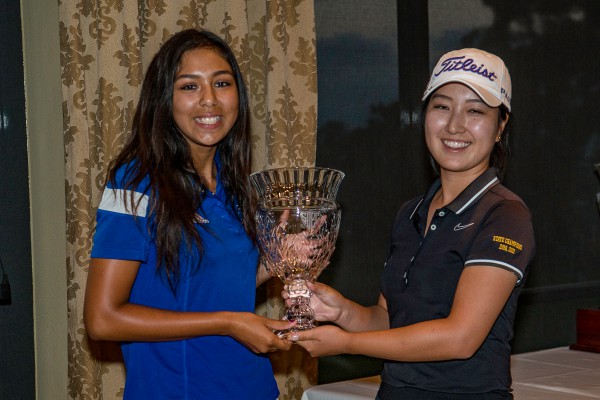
[421, 96, 512, 180]
[106, 29, 257, 285]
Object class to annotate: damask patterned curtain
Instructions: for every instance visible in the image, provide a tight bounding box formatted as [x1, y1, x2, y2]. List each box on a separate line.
[59, 1, 317, 398]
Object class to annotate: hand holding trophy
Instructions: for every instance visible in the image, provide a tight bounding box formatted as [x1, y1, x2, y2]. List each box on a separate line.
[250, 167, 344, 333]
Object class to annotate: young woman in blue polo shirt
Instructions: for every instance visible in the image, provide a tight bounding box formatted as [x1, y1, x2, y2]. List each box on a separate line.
[289, 49, 535, 399]
[84, 29, 294, 400]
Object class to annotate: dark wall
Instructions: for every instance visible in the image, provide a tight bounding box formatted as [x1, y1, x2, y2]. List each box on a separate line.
[315, 0, 600, 384]
[0, 0, 35, 398]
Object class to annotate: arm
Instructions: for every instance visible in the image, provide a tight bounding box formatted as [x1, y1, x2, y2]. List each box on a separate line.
[304, 281, 389, 332]
[84, 258, 295, 353]
[292, 265, 517, 360]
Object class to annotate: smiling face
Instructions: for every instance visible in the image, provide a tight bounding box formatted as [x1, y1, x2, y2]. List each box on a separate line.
[424, 82, 507, 178]
[172, 47, 239, 158]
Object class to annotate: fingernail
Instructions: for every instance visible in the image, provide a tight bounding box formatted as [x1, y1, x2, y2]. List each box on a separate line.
[290, 334, 299, 341]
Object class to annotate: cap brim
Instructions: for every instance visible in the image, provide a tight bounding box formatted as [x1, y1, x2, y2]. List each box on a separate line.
[423, 79, 503, 109]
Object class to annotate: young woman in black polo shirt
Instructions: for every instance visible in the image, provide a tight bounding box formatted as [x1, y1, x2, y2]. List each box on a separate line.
[288, 48, 535, 400]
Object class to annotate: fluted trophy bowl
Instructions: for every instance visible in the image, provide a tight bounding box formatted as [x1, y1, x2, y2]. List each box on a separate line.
[251, 167, 344, 332]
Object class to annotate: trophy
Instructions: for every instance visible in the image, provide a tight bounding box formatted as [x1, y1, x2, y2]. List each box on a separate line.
[250, 167, 344, 332]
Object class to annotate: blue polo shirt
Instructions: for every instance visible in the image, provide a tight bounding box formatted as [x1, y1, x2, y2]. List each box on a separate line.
[379, 168, 535, 397]
[91, 162, 279, 400]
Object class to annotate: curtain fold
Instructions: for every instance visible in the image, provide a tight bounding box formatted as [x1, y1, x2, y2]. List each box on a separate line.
[59, 1, 317, 398]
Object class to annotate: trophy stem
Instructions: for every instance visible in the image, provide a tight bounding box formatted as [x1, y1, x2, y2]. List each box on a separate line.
[284, 278, 316, 332]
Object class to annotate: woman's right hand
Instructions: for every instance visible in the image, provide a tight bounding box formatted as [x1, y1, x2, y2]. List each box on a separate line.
[283, 281, 346, 324]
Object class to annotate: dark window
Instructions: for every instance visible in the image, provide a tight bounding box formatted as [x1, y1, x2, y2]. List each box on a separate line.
[316, 0, 600, 384]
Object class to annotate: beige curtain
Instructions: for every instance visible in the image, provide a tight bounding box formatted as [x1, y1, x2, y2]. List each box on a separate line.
[60, 1, 317, 399]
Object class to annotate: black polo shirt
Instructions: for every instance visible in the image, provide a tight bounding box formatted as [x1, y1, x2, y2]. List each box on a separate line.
[380, 168, 535, 397]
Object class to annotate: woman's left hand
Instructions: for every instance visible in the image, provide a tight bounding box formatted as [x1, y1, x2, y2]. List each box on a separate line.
[287, 325, 349, 357]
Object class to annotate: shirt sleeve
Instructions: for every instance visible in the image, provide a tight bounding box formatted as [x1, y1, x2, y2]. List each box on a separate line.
[90, 177, 151, 262]
[464, 200, 535, 285]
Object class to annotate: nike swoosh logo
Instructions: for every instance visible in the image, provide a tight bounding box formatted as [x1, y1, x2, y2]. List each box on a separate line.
[454, 222, 474, 231]
[194, 213, 210, 224]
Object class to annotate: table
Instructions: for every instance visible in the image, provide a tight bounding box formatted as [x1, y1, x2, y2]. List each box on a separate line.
[511, 347, 600, 399]
[301, 347, 600, 399]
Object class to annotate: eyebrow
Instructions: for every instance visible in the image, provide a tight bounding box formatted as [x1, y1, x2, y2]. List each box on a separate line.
[430, 93, 485, 104]
[175, 70, 234, 81]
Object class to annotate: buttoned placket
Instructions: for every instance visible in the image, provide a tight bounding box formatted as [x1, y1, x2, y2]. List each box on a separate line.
[429, 209, 446, 232]
[404, 207, 449, 288]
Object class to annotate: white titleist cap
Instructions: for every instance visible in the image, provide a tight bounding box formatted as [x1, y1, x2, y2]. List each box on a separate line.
[422, 48, 512, 111]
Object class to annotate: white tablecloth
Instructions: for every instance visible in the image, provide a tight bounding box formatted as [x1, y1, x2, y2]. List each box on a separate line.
[301, 347, 600, 399]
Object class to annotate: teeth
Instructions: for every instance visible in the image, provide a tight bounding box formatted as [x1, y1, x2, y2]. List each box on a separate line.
[443, 140, 470, 149]
[195, 116, 221, 124]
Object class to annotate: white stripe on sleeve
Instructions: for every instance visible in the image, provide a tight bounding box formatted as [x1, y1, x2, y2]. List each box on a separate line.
[465, 258, 523, 284]
[98, 189, 149, 217]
